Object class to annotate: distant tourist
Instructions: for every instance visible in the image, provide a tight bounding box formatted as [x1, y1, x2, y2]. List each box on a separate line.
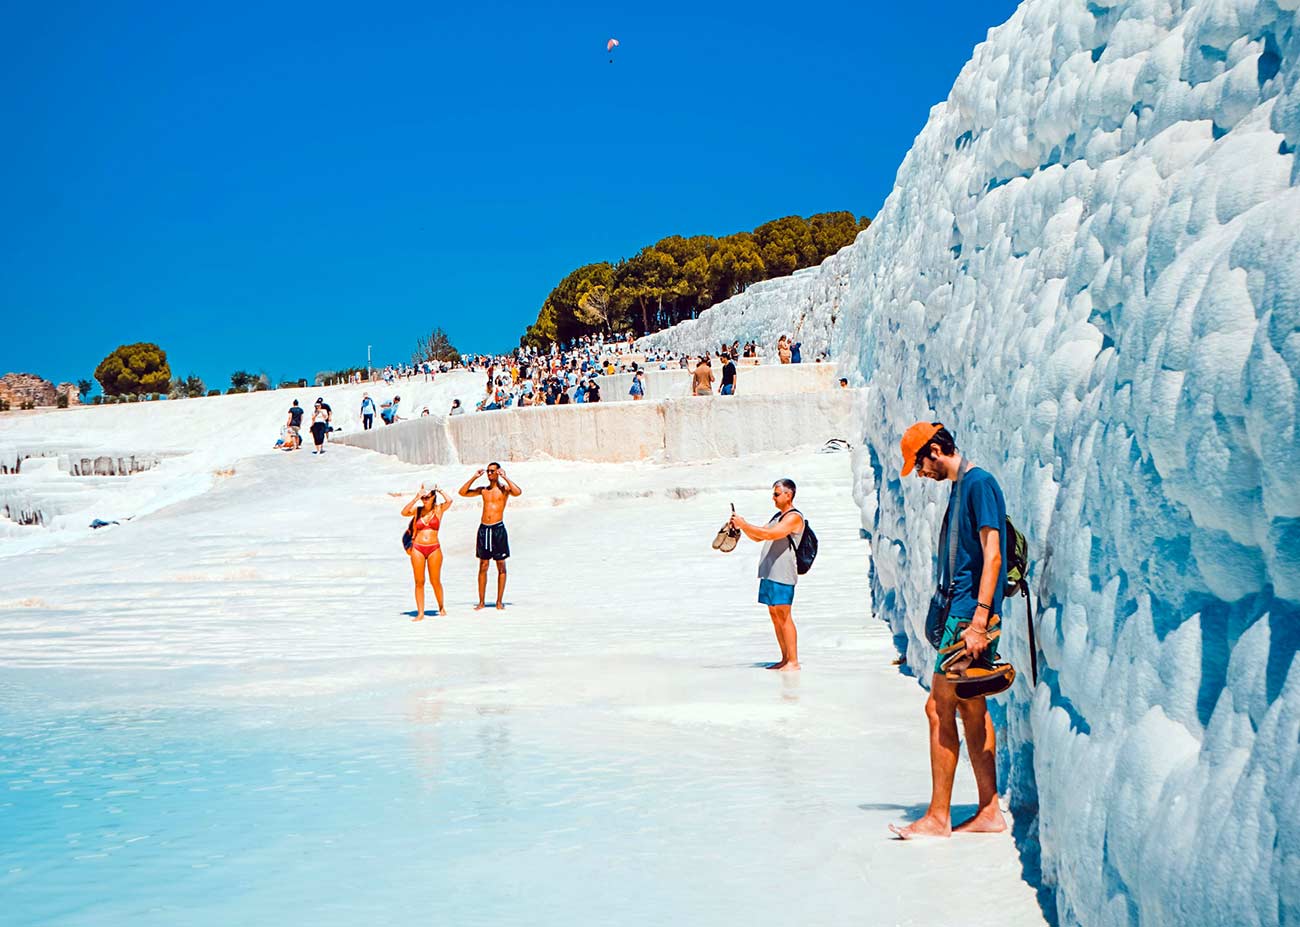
[777, 336, 793, 365]
[286, 400, 304, 448]
[310, 400, 330, 454]
[458, 464, 522, 611]
[361, 393, 376, 430]
[692, 356, 714, 396]
[449, 398, 464, 416]
[274, 426, 300, 451]
[729, 479, 805, 672]
[381, 395, 401, 425]
[791, 341, 802, 364]
[402, 484, 451, 621]
[586, 378, 602, 403]
[720, 353, 737, 396]
[889, 422, 1008, 840]
[839, 377, 849, 388]
[629, 369, 645, 400]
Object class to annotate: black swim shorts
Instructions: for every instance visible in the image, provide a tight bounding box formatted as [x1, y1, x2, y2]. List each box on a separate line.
[476, 522, 510, 561]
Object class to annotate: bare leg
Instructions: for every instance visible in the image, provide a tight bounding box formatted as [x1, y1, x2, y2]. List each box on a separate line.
[409, 551, 427, 621]
[427, 550, 445, 616]
[954, 696, 1007, 834]
[767, 606, 788, 668]
[774, 605, 800, 672]
[476, 561, 489, 610]
[495, 562, 507, 609]
[890, 674, 958, 838]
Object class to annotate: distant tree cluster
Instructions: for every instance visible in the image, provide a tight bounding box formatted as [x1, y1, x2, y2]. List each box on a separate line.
[520, 211, 870, 348]
[412, 327, 459, 365]
[94, 343, 172, 396]
[169, 374, 207, 399]
[228, 370, 270, 393]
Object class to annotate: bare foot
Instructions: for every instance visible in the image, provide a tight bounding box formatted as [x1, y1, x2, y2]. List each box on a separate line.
[495, 603, 505, 610]
[776, 661, 801, 673]
[474, 603, 486, 611]
[411, 615, 424, 622]
[889, 815, 951, 840]
[954, 805, 1007, 834]
[766, 660, 788, 671]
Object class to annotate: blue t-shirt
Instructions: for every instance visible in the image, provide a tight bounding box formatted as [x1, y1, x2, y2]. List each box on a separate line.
[942, 467, 1008, 620]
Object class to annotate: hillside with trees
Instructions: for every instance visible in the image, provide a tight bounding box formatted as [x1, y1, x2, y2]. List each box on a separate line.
[520, 211, 870, 348]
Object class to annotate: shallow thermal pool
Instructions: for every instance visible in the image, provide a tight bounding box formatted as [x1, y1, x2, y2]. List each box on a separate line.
[0, 448, 1046, 926]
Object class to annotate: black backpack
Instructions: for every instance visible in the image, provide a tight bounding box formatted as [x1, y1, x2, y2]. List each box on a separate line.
[786, 509, 819, 575]
[1002, 515, 1038, 685]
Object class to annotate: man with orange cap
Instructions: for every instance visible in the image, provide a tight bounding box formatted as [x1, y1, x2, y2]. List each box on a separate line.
[889, 421, 1009, 840]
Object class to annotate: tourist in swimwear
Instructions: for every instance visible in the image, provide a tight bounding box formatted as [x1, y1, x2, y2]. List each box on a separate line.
[692, 356, 714, 396]
[402, 483, 452, 621]
[731, 479, 805, 671]
[458, 463, 522, 610]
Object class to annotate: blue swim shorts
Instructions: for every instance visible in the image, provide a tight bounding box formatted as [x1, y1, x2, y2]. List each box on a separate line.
[758, 578, 795, 606]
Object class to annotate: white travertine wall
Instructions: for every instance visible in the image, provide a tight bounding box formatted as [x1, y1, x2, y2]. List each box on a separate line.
[334, 390, 857, 465]
[596, 363, 841, 402]
[338, 414, 458, 465]
[631, 0, 1300, 923]
[595, 369, 690, 401]
[634, 263, 858, 363]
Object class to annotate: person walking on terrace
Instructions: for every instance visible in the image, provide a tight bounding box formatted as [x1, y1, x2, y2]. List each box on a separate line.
[730, 479, 805, 672]
[402, 484, 452, 621]
[458, 463, 522, 611]
[309, 400, 330, 454]
[361, 393, 376, 430]
[720, 353, 737, 395]
[890, 422, 1008, 840]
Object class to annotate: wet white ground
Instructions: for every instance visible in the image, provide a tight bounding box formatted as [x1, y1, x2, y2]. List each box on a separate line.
[0, 445, 1047, 926]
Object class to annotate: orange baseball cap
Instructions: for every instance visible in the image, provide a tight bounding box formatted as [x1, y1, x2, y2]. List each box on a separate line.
[900, 422, 942, 476]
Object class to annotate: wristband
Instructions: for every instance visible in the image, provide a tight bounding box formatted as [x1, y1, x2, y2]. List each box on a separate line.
[975, 602, 992, 612]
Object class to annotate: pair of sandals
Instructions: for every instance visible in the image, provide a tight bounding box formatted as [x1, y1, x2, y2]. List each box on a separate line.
[713, 504, 741, 553]
[938, 615, 1017, 699]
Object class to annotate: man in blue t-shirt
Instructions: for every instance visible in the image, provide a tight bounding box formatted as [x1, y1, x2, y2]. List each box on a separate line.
[889, 421, 1008, 842]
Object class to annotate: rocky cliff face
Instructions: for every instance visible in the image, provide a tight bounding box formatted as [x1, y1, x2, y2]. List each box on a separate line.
[0, 374, 78, 408]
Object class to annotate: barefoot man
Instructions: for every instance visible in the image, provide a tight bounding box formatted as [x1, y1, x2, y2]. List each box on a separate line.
[458, 463, 522, 610]
[890, 422, 1008, 839]
[730, 478, 804, 672]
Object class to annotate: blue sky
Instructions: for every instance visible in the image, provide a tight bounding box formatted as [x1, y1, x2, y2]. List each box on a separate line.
[0, 0, 1017, 392]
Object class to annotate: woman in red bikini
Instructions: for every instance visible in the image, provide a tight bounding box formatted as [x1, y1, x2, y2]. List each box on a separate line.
[402, 483, 452, 621]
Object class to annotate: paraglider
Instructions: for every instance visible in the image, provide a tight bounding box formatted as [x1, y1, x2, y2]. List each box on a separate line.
[607, 38, 619, 63]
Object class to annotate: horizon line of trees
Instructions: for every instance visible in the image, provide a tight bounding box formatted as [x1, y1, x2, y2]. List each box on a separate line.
[520, 211, 870, 349]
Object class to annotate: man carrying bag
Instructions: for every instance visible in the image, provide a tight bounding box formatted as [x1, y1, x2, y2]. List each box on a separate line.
[889, 422, 1009, 840]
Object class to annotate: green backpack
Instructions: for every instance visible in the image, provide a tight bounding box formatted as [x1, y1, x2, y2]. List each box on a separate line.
[1002, 516, 1038, 685]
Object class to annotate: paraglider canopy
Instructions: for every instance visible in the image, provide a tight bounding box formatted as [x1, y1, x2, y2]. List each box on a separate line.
[606, 38, 619, 52]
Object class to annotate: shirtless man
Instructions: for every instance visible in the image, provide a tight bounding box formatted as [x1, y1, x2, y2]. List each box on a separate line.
[692, 356, 714, 396]
[458, 463, 522, 610]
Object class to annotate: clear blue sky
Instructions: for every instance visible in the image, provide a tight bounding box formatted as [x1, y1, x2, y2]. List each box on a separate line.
[1, 0, 1017, 392]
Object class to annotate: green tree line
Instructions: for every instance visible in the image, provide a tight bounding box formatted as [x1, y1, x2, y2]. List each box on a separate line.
[520, 211, 870, 348]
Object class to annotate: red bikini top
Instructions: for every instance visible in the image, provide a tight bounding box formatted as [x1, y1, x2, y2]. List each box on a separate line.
[416, 510, 440, 531]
